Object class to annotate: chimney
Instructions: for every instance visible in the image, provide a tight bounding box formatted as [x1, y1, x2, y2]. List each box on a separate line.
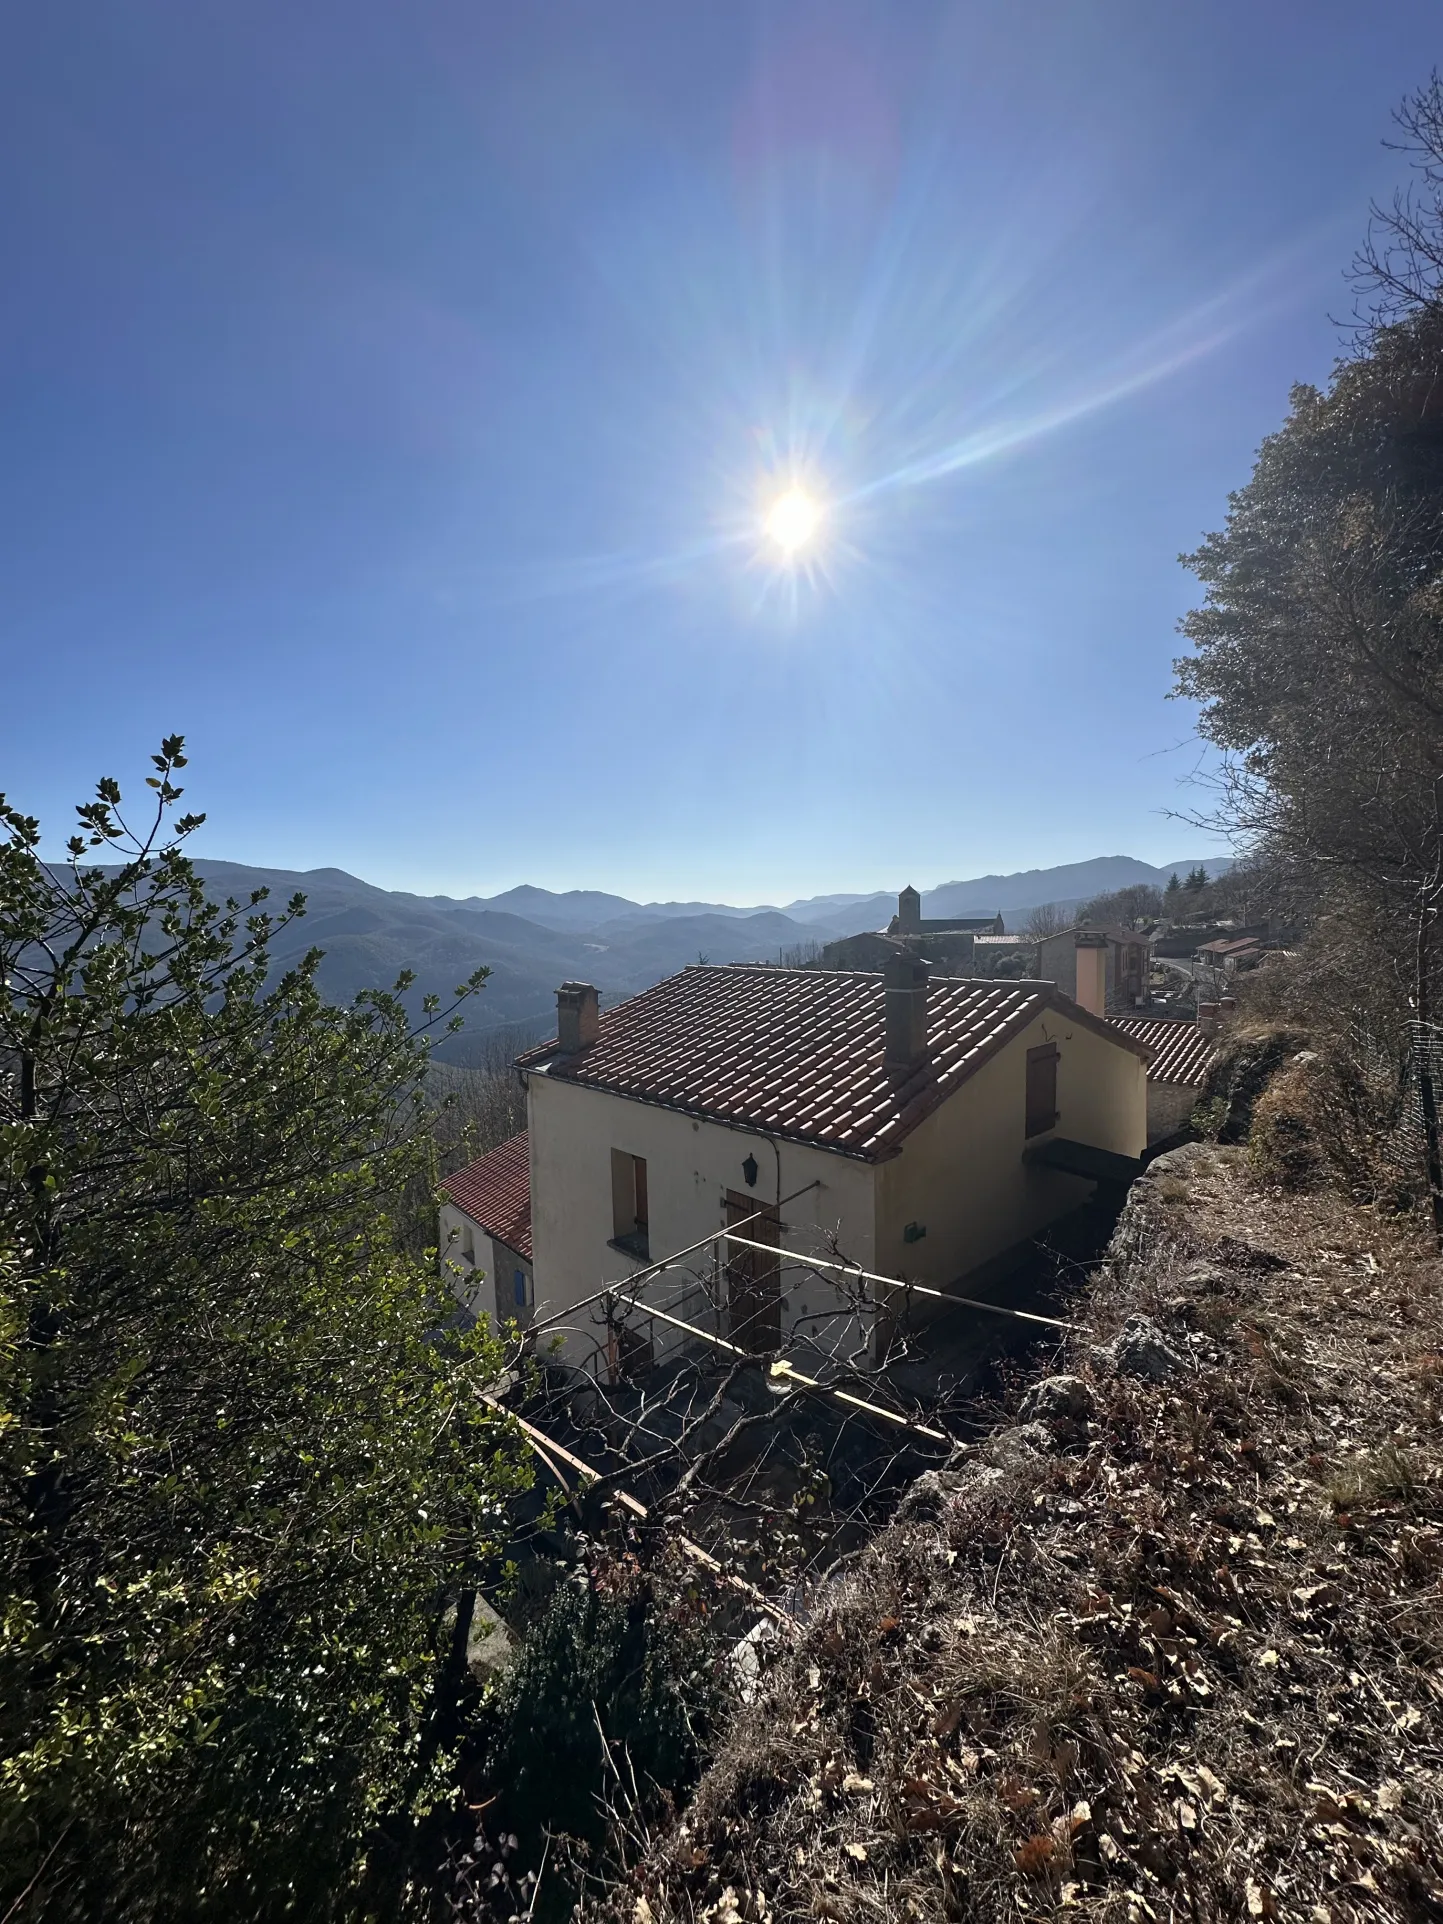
[1219, 995, 1237, 1019]
[556, 981, 599, 1054]
[884, 950, 929, 1073]
[1197, 1000, 1220, 1037]
[1073, 929, 1108, 1018]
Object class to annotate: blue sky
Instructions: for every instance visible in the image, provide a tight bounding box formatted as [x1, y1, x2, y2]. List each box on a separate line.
[1, 2, 1438, 903]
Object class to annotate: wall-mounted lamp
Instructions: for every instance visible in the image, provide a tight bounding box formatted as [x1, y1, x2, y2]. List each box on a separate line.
[742, 1153, 759, 1189]
[903, 1220, 927, 1244]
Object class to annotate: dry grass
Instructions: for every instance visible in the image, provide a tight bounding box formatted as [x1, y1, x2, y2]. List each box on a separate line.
[595, 1144, 1443, 1923]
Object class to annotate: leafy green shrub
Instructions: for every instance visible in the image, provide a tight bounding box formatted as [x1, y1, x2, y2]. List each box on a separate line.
[454, 1553, 725, 1918]
[0, 746, 530, 1922]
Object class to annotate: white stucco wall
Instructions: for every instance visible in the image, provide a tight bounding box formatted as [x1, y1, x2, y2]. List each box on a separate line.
[524, 1070, 878, 1372]
[874, 1009, 1147, 1290]
[437, 1198, 534, 1328]
[438, 1199, 487, 1316]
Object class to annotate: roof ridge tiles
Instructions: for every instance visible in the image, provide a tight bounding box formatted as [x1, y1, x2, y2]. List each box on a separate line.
[514, 969, 1134, 1158]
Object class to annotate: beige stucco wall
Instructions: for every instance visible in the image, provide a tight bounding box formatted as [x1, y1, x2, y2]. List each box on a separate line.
[525, 1070, 877, 1372]
[874, 1008, 1147, 1290]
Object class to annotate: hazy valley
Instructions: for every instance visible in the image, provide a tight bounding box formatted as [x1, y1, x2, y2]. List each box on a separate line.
[187, 852, 1224, 1059]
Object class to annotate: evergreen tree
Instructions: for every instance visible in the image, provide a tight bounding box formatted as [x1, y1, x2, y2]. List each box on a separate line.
[0, 744, 530, 1922]
[1165, 871, 1182, 900]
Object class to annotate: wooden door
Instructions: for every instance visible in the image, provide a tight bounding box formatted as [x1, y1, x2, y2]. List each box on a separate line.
[725, 1190, 781, 1354]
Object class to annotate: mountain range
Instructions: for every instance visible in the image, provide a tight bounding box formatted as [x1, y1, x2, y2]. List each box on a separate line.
[180, 854, 1225, 1066]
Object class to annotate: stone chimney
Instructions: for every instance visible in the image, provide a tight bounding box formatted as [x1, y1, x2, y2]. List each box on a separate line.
[1197, 1000, 1220, 1037]
[1073, 929, 1108, 1018]
[1219, 995, 1237, 1019]
[884, 950, 929, 1073]
[896, 884, 922, 934]
[556, 981, 599, 1054]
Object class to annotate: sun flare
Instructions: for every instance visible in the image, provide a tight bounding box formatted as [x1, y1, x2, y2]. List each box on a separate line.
[764, 486, 823, 556]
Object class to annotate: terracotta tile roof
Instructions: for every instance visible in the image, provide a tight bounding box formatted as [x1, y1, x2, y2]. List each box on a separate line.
[1196, 936, 1262, 957]
[1108, 1016, 1215, 1087]
[516, 966, 1148, 1161]
[440, 1132, 532, 1260]
[1042, 925, 1149, 948]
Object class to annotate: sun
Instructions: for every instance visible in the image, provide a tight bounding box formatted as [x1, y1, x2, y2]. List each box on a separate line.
[764, 486, 823, 556]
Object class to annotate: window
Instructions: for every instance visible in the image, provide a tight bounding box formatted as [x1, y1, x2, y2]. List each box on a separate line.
[513, 1268, 529, 1308]
[1025, 1042, 1059, 1137]
[610, 1149, 650, 1261]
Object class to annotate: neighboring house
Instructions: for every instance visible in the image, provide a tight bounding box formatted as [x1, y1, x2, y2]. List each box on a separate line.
[887, 884, 1005, 940]
[439, 1131, 535, 1326]
[1153, 922, 1229, 959]
[476, 958, 1149, 1372]
[1035, 924, 1150, 1011]
[821, 887, 1004, 973]
[1195, 935, 1264, 974]
[818, 930, 908, 972]
[970, 932, 1032, 978]
[1106, 1015, 1215, 1142]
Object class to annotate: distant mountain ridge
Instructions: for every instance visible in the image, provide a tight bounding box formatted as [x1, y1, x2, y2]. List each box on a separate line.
[180, 854, 1227, 1065]
[421, 854, 1222, 933]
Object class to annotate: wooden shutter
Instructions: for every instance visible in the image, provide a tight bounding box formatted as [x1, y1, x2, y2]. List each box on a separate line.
[725, 1189, 781, 1354]
[632, 1155, 648, 1232]
[1025, 1043, 1058, 1138]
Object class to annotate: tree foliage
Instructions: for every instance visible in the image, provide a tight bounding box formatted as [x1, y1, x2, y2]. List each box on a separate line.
[1176, 317, 1443, 967]
[1176, 75, 1443, 1233]
[0, 744, 530, 1921]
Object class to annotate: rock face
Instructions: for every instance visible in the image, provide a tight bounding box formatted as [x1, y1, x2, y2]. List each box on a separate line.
[466, 1595, 515, 1679]
[1019, 1374, 1095, 1424]
[1096, 1315, 1184, 1383]
[1198, 1027, 1310, 1142]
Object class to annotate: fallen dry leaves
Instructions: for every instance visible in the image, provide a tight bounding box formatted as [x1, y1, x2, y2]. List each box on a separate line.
[595, 1145, 1443, 1923]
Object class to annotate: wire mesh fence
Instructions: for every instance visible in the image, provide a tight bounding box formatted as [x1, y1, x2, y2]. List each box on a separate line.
[1398, 1018, 1443, 1175]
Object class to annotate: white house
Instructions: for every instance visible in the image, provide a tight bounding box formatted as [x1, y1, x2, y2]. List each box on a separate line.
[441, 955, 1151, 1374]
[438, 1131, 534, 1326]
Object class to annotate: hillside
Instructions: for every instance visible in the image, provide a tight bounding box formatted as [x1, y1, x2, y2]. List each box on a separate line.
[597, 1143, 1443, 1923]
[179, 855, 1222, 1055]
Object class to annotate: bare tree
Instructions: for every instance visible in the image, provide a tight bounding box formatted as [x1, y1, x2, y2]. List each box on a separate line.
[1022, 902, 1067, 940]
[1355, 71, 1443, 324]
[1078, 884, 1163, 929]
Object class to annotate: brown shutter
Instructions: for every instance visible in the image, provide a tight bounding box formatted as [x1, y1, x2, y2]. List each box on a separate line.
[725, 1189, 781, 1353]
[1025, 1043, 1059, 1138]
[632, 1155, 648, 1230]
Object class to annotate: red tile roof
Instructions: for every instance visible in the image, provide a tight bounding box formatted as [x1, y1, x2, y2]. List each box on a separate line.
[1196, 936, 1262, 957]
[440, 1132, 532, 1260]
[1108, 1016, 1215, 1087]
[516, 966, 1148, 1161]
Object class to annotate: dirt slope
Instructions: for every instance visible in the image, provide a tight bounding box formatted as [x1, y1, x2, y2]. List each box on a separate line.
[600, 1143, 1443, 1923]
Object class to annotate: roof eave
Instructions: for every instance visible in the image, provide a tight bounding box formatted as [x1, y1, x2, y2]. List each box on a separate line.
[1039, 987, 1154, 1062]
